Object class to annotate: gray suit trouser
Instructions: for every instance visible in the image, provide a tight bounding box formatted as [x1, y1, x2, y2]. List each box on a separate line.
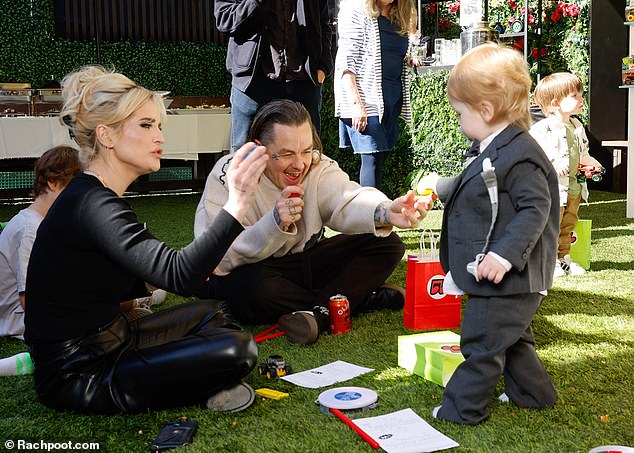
[437, 292, 557, 424]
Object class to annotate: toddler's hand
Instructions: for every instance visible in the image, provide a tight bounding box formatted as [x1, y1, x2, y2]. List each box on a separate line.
[477, 255, 507, 284]
[416, 173, 440, 196]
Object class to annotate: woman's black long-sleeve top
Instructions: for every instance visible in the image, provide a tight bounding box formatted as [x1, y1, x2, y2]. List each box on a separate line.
[24, 173, 243, 344]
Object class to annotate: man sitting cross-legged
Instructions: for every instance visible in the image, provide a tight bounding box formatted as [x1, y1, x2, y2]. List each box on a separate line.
[194, 99, 434, 344]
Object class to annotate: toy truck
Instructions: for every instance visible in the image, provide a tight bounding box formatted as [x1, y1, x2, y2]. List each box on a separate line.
[576, 164, 606, 183]
[257, 355, 292, 379]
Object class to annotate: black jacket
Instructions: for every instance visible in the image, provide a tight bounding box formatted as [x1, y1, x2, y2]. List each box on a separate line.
[214, 0, 334, 91]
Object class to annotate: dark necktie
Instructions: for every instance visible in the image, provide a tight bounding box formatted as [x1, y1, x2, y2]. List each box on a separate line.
[463, 142, 480, 166]
[464, 142, 480, 158]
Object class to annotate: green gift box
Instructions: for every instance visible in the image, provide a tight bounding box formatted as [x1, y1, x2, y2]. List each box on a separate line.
[570, 219, 592, 270]
[398, 331, 464, 387]
[414, 342, 464, 387]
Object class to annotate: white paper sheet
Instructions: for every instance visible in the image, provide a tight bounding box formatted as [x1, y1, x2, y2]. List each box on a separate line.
[354, 408, 459, 453]
[280, 360, 373, 388]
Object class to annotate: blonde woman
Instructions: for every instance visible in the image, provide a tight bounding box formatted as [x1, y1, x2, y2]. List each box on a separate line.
[335, 0, 417, 189]
[24, 66, 268, 414]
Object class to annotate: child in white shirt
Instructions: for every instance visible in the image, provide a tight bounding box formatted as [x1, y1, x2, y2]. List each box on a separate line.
[530, 72, 603, 276]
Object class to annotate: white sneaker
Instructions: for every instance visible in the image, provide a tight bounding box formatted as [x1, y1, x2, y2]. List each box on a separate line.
[561, 254, 586, 275]
[553, 259, 567, 278]
[124, 307, 153, 321]
[432, 405, 442, 419]
[134, 289, 167, 309]
[150, 289, 167, 306]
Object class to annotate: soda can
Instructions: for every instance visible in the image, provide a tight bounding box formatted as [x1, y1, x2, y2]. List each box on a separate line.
[329, 294, 351, 335]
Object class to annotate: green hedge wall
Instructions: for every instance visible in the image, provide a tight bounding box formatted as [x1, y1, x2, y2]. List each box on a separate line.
[0, 0, 468, 200]
[321, 70, 468, 199]
[0, 0, 230, 95]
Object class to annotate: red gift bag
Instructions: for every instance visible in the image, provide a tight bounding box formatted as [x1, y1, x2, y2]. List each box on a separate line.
[404, 230, 462, 330]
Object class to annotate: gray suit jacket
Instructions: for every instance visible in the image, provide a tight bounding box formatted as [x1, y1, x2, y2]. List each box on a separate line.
[437, 125, 560, 296]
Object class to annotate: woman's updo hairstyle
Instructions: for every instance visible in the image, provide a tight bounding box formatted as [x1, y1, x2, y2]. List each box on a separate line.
[59, 65, 165, 165]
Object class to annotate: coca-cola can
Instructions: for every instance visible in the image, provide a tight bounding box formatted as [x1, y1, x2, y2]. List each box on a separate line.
[329, 294, 351, 335]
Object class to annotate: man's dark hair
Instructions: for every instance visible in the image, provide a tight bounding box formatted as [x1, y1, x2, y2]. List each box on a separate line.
[247, 99, 323, 162]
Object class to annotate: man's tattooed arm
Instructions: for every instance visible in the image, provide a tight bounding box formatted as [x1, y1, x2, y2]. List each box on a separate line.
[273, 206, 282, 226]
[273, 206, 290, 232]
[374, 200, 392, 226]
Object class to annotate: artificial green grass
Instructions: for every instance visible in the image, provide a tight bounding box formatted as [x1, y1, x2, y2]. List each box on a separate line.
[0, 190, 632, 452]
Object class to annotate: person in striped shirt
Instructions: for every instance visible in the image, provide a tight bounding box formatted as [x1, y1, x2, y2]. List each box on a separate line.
[334, 0, 417, 189]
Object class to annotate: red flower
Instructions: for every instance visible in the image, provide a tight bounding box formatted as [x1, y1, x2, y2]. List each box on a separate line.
[551, 11, 562, 22]
[568, 4, 580, 16]
[528, 14, 536, 25]
[448, 2, 460, 14]
[508, 0, 518, 9]
[531, 47, 547, 59]
[428, 3, 436, 14]
[513, 38, 525, 51]
[508, 17, 516, 25]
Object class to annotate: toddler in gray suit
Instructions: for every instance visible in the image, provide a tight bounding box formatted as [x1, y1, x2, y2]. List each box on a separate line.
[418, 43, 560, 424]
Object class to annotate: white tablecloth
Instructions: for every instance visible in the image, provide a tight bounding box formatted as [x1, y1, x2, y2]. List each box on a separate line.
[0, 113, 231, 160]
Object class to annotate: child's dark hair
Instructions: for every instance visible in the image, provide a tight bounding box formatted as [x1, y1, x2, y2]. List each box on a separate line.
[533, 72, 583, 115]
[32, 146, 81, 197]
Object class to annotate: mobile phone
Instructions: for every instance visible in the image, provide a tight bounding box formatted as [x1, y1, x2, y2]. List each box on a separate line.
[150, 421, 198, 452]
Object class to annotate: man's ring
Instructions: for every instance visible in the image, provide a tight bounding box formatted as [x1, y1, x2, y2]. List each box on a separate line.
[289, 206, 296, 215]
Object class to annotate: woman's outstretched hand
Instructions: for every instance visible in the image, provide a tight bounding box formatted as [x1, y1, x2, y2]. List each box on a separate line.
[224, 142, 268, 222]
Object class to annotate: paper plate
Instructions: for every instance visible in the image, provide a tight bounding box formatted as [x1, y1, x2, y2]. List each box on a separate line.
[317, 387, 378, 410]
[589, 447, 634, 453]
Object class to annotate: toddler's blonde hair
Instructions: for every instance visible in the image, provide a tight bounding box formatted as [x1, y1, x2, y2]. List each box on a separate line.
[533, 72, 583, 115]
[447, 42, 532, 131]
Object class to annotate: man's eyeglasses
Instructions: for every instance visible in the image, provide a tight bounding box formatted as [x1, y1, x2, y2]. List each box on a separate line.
[270, 149, 318, 162]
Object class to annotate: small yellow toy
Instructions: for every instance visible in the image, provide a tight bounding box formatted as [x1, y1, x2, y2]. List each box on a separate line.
[255, 388, 289, 400]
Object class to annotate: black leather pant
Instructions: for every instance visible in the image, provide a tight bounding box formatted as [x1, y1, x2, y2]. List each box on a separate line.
[29, 299, 258, 414]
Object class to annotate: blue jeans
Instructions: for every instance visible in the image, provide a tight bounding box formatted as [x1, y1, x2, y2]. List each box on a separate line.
[230, 86, 260, 152]
[360, 151, 389, 189]
[230, 78, 322, 151]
